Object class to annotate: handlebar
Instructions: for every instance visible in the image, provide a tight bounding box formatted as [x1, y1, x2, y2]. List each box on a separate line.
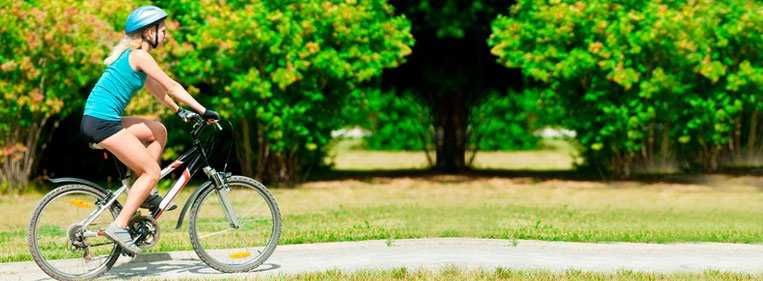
[186, 115, 223, 140]
[177, 108, 221, 131]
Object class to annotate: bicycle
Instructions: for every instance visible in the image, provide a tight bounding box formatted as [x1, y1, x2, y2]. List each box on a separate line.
[27, 114, 281, 281]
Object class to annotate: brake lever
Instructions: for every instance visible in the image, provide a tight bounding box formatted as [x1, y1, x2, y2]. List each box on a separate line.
[198, 118, 223, 131]
[202, 116, 223, 131]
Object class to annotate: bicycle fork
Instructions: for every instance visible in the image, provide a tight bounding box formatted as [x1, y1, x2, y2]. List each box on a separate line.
[204, 167, 241, 229]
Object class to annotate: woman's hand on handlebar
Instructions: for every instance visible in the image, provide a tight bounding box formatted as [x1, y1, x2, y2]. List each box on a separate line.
[177, 107, 223, 130]
[202, 109, 223, 130]
[202, 109, 220, 122]
[176, 108, 199, 123]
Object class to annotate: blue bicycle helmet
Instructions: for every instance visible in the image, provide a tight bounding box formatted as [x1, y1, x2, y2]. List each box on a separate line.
[124, 5, 167, 33]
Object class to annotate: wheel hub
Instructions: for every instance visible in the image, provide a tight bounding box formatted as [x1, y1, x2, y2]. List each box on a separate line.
[66, 224, 87, 249]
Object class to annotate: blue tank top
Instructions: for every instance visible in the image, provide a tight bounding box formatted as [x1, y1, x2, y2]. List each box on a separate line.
[83, 49, 147, 121]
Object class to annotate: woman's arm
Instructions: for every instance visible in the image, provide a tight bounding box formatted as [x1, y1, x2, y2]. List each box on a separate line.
[145, 77, 180, 113]
[131, 49, 206, 114]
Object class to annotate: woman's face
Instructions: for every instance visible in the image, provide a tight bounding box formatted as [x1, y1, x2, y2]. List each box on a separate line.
[144, 22, 168, 47]
[156, 22, 167, 44]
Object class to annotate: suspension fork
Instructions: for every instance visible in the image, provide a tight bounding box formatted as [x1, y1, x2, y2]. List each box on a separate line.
[204, 167, 240, 229]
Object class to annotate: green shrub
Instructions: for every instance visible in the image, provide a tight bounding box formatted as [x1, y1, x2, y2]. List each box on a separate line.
[490, 0, 763, 175]
[356, 89, 432, 151]
[0, 0, 130, 190]
[470, 90, 543, 151]
[346, 88, 545, 153]
[156, 0, 414, 181]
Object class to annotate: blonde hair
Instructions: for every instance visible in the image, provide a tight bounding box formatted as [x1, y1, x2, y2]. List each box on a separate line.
[103, 32, 144, 65]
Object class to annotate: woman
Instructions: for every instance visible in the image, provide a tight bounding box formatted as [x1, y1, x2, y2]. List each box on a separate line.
[80, 5, 218, 255]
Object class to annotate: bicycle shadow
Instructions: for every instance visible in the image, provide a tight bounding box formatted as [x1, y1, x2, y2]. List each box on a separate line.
[102, 253, 281, 279]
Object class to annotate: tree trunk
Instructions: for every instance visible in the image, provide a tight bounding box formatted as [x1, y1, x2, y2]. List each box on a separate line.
[31, 118, 58, 178]
[659, 124, 671, 166]
[0, 117, 47, 192]
[252, 124, 298, 184]
[748, 110, 758, 161]
[644, 123, 654, 162]
[256, 151, 298, 184]
[733, 117, 742, 159]
[433, 94, 467, 172]
[236, 118, 256, 178]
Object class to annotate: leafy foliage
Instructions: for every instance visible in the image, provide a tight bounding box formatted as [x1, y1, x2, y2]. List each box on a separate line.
[470, 90, 544, 151]
[345, 89, 432, 151]
[352, 88, 544, 152]
[158, 0, 414, 180]
[0, 0, 125, 190]
[490, 0, 763, 175]
[399, 0, 505, 38]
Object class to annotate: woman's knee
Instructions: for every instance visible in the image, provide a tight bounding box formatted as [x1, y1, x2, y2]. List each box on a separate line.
[157, 122, 167, 144]
[151, 121, 167, 145]
[140, 163, 161, 183]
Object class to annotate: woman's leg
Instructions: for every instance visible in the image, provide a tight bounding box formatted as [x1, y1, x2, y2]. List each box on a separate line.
[99, 129, 161, 228]
[122, 116, 167, 161]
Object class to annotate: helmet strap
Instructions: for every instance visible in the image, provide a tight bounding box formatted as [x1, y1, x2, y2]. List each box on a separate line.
[153, 24, 159, 48]
[141, 24, 159, 49]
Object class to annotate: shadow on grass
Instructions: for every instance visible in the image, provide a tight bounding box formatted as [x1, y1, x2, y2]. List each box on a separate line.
[306, 167, 763, 186]
[37, 167, 763, 191]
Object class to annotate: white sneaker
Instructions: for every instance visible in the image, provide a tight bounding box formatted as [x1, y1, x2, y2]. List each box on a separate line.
[104, 223, 141, 255]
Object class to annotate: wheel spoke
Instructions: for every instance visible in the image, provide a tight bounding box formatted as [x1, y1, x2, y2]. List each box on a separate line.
[198, 228, 233, 239]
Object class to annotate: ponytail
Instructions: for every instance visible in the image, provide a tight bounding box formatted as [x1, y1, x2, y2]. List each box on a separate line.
[103, 33, 144, 65]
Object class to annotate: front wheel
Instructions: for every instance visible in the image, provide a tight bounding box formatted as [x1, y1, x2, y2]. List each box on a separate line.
[188, 176, 281, 273]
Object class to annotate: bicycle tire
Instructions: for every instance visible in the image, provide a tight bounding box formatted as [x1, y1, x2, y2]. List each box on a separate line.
[188, 175, 281, 273]
[28, 184, 122, 281]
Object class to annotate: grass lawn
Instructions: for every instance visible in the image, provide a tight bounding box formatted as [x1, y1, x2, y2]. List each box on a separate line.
[152, 267, 762, 281]
[3, 172, 763, 263]
[3, 139, 762, 263]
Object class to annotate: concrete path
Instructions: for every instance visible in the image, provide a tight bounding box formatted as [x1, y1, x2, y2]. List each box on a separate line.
[3, 238, 763, 280]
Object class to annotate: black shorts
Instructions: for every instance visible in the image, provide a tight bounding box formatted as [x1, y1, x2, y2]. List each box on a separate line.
[80, 115, 123, 143]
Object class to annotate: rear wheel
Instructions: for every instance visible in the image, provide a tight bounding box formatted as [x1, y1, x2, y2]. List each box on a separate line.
[189, 176, 281, 272]
[28, 184, 121, 281]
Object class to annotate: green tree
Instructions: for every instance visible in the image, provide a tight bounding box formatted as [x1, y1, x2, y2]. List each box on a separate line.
[0, 0, 127, 191]
[490, 0, 762, 175]
[386, 0, 522, 172]
[158, 0, 414, 182]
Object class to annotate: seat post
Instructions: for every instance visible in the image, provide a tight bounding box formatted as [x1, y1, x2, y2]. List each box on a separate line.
[110, 154, 132, 188]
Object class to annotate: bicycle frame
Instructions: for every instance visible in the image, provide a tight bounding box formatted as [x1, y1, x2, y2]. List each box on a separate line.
[76, 119, 238, 235]
[153, 145, 203, 219]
